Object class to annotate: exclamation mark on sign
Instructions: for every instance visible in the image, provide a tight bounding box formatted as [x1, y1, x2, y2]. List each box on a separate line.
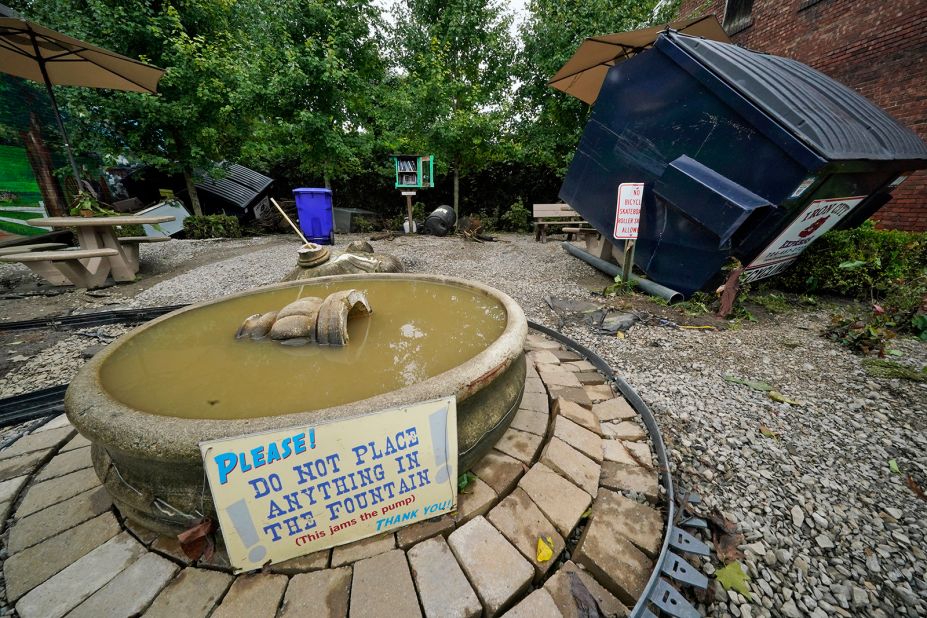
[308, 428, 316, 449]
[428, 405, 451, 483]
[227, 498, 267, 564]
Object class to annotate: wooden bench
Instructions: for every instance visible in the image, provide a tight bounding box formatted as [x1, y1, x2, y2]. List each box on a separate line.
[118, 236, 171, 271]
[0, 243, 68, 257]
[561, 226, 600, 240]
[0, 248, 118, 289]
[533, 203, 597, 242]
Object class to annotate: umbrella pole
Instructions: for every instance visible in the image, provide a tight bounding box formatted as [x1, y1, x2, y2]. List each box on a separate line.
[30, 31, 83, 193]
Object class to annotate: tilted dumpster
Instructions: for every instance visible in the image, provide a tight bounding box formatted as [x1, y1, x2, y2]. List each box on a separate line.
[559, 31, 927, 296]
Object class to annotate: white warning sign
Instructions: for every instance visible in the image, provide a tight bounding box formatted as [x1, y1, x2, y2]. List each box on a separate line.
[742, 195, 863, 283]
[613, 183, 644, 240]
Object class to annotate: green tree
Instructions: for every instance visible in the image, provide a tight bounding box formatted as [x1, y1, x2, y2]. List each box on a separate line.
[514, 0, 675, 173]
[387, 0, 516, 214]
[239, 0, 386, 188]
[11, 0, 256, 215]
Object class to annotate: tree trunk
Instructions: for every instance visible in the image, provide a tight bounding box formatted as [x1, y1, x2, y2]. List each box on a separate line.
[323, 171, 331, 189]
[183, 169, 203, 216]
[20, 112, 66, 216]
[453, 166, 459, 216]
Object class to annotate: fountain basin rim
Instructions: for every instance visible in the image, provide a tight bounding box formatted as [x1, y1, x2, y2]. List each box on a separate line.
[65, 273, 527, 462]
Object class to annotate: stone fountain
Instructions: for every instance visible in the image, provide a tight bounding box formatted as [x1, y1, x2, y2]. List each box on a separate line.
[65, 273, 527, 534]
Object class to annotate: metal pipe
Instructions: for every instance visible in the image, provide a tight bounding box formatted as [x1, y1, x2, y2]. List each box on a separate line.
[562, 241, 684, 304]
[30, 30, 83, 191]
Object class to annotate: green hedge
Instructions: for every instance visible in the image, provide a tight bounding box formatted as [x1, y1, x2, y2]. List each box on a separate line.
[777, 222, 927, 298]
[183, 214, 242, 239]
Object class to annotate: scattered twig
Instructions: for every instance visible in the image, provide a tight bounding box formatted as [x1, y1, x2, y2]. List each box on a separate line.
[907, 475, 926, 501]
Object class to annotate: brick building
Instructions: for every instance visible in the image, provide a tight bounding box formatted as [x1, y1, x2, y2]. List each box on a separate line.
[676, 0, 927, 231]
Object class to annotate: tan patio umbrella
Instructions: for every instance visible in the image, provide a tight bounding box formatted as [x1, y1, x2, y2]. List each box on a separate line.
[549, 15, 730, 105]
[0, 3, 164, 189]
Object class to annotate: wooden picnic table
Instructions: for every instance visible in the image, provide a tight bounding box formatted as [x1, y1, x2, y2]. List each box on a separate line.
[30, 215, 174, 281]
[0, 215, 175, 288]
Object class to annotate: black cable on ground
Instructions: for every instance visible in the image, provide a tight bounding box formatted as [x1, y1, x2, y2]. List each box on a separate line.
[0, 304, 188, 332]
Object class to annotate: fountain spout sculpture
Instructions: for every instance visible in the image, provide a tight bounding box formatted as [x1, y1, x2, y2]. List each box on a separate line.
[236, 289, 371, 345]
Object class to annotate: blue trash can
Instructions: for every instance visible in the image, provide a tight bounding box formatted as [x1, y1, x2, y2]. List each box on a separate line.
[293, 188, 335, 245]
[560, 32, 927, 297]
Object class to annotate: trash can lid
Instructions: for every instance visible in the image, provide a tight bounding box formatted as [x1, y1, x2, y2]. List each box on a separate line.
[666, 32, 927, 162]
[293, 187, 332, 194]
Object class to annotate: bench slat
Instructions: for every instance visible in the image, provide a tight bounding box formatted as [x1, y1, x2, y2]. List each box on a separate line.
[0, 248, 118, 262]
[533, 203, 576, 215]
[0, 243, 67, 257]
[118, 236, 171, 243]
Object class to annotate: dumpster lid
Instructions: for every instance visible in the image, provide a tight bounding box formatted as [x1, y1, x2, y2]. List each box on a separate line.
[294, 187, 332, 194]
[667, 32, 927, 162]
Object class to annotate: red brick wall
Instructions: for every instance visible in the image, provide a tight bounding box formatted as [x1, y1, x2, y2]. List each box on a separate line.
[677, 0, 927, 231]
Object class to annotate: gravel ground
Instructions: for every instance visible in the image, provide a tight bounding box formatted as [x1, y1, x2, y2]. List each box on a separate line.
[0, 236, 275, 292]
[1, 233, 925, 618]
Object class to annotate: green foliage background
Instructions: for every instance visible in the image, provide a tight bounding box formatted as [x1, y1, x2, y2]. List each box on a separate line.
[183, 214, 243, 239]
[2, 0, 672, 222]
[778, 222, 927, 299]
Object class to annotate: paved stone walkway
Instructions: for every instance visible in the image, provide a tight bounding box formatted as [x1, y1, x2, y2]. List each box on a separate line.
[0, 332, 665, 617]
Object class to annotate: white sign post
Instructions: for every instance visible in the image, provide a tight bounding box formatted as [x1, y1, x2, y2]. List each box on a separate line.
[614, 183, 644, 283]
[200, 396, 458, 572]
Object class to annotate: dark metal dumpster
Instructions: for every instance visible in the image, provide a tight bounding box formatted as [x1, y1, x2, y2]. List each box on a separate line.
[559, 31, 927, 296]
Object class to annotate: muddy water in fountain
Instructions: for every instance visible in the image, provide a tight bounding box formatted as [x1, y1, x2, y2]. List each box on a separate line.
[100, 280, 507, 420]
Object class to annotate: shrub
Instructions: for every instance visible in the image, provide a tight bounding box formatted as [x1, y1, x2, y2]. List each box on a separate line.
[183, 214, 242, 239]
[476, 210, 499, 233]
[500, 199, 531, 232]
[114, 223, 146, 238]
[777, 223, 927, 353]
[825, 309, 897, 356]
[777, 221, 927, 298]
[352, 216, 379, 233]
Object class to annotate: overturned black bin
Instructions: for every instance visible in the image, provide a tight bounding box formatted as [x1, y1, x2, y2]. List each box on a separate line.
[559, 31, 927, 296]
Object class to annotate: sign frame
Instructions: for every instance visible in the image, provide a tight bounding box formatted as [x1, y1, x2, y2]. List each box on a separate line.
[613, 182, 644, 241]
[614, 182, 644, 282]
[742, 195, 863, 283]
[200, 396, 458, 572]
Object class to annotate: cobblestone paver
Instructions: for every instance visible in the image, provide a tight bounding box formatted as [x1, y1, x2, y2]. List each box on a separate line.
[210, 573, 288, 618]
[279, 567, 351, 618]
[15, 532, 145, 618]
[4, 512, 120, 601]
[448, 516, 534, 617]
[350, 549, 422, 618]
[8, 486, 112, 554]
[408, 535, 481, 618]
[144, 568, 234, 618]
